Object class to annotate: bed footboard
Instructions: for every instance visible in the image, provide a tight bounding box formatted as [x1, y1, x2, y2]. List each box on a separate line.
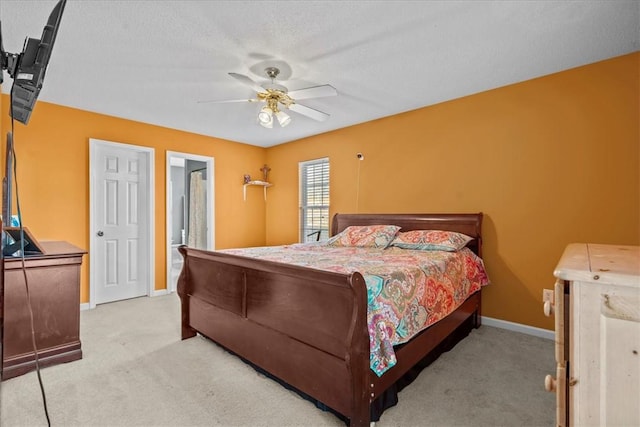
[177, 246, 372, 425]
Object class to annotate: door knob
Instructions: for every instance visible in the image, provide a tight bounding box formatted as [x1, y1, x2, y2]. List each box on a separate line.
[97, 231, 104, 237]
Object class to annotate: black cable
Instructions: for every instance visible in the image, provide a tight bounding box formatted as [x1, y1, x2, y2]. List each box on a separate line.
[9, 90, 51, 427]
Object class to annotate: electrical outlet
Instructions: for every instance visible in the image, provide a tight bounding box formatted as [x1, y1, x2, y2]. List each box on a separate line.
[542, 288, 554, 303]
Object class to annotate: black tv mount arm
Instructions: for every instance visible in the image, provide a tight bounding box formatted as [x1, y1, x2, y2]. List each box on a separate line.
[2, 52, 21, 79]
[1, 21, 22, 81]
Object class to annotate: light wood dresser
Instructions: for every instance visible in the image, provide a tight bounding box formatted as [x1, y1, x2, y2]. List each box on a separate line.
[546, 243, 640, 426]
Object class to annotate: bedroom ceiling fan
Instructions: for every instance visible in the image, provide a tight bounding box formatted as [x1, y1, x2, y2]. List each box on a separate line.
[199, 67, 337, 128]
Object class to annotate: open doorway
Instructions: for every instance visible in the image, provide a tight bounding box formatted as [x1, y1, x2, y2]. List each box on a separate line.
[166, 151, 214, 292]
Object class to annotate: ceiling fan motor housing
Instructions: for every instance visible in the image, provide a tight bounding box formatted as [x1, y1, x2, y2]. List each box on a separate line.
[210, 66, 337, 124]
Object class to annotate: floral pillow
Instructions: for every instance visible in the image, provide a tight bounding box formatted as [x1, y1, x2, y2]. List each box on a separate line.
[327, 225, 400, 248]
[390, 230, 473, 251]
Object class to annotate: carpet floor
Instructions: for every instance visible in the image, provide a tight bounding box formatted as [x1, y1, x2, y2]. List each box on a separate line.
[0, 294, 555, 426]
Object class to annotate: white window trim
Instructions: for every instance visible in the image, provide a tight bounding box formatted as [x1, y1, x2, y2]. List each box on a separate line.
[299, 157, 330, 243]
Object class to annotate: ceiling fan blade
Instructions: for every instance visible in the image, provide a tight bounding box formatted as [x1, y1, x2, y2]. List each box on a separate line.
[289, 103, 330, 122]
[229, 72, 266, 93]
[287, 84, 337, 100]
[197, 98, 260, 104]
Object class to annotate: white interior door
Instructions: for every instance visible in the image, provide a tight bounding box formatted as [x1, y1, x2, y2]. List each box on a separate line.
[90, 139, 154, 306]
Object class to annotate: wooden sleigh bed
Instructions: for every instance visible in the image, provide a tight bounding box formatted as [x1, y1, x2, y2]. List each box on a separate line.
[177, 213, 486, 426]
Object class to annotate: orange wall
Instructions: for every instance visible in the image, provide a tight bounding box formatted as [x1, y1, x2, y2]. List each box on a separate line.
[265, 53, 640, 330]
[1, 53, 637, 329]
[0, 98, 267, 303]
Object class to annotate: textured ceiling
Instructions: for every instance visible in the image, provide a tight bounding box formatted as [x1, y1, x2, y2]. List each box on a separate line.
[1, 1, 638, 147]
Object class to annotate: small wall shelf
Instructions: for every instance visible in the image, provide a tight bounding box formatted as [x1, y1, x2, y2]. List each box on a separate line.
[243, 180, 272, 201]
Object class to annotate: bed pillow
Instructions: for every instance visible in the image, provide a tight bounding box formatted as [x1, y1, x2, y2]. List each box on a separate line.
[327, 225, 400, 248]
[390, 230, 473, 251]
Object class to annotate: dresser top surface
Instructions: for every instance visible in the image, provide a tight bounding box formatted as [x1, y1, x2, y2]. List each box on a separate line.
[4, 240, 86, 262]
[554, 243, 640, 287]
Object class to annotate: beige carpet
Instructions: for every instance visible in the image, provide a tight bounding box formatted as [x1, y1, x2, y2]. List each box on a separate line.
[0, 294, 555, 426]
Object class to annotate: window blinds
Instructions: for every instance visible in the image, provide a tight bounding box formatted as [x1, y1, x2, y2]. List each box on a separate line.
[299, 158, 329, 242]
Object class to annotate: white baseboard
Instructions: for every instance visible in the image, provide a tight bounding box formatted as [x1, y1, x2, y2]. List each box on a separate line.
[80, 290, 169, 310]
[482, 316, 554, 340]
[151, 289, 169, 297]
[78, 295, 552, 340]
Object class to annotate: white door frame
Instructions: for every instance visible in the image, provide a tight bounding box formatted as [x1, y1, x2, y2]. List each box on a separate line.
[166, 151, 214, 293]
[89, 138, 155, 309]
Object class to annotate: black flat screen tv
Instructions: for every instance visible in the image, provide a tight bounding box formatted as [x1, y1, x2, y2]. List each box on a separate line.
[0, 0, 67, 124]
[2, 132, 12, 227]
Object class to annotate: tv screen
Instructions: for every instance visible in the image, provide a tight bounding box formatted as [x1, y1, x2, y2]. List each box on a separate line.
[2, 0, 67, 124]
[2, 132, 13, 226]
[0, 22, 4, 85]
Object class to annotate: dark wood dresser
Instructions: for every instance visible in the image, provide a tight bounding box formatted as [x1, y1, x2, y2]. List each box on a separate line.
[1, 241, 86, 380]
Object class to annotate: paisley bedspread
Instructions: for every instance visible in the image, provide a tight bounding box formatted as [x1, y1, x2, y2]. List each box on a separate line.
[220, 243, 490, 376]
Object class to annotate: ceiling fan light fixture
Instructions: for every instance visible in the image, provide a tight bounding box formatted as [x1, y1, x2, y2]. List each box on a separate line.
[214, 66, 337, 129]
[258, 106, 273, 128]
[275, 110, 291, 127]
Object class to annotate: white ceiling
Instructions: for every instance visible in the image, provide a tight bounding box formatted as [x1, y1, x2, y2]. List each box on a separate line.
[1, 1, 638, 147]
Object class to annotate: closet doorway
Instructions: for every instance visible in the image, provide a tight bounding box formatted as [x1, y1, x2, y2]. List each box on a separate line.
[166, 151, 214, 292]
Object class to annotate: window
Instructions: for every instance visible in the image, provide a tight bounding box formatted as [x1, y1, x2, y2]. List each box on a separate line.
[299, 158, 330, 243]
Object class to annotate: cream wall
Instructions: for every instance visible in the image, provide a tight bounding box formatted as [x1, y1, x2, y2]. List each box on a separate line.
[265, 53, 640, 330]
[0, 98, 267, 303]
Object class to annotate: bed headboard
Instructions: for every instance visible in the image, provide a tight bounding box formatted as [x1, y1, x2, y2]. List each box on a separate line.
[330, 212, 483, 256]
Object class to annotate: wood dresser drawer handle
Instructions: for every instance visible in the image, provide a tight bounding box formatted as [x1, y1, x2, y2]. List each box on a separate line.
[544, 300, 555, 317]
[545, 374, 557, 392]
